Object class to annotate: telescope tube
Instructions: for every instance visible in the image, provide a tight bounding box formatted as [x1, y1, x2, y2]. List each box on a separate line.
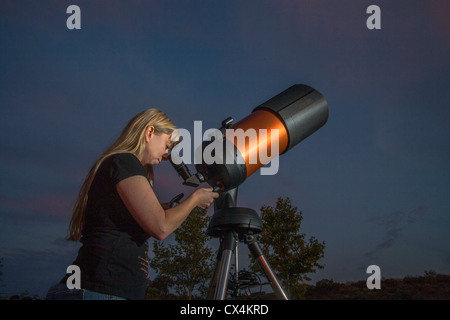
[230, 84, 328, 177]
[196, 84, 328, 191]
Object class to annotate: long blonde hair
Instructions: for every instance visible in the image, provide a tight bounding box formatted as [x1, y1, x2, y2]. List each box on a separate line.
[68, 109, 178, 241]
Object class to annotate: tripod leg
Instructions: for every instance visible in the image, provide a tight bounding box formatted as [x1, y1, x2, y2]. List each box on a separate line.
[208, 232, 237, 300]
[206, 244, 223, 300]
[247, 236, 289, 300]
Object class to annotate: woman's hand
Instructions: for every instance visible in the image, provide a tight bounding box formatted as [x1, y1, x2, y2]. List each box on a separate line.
[117, 176, 219, 240]
[193, 188, 219, 209]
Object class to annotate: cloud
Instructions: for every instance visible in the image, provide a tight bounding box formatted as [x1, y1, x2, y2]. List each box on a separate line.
[365, 206, 427, 259]
[0, 193, 75, 222]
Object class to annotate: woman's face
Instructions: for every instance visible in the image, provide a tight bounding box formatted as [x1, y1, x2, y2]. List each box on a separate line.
[140, 127, 173, 165]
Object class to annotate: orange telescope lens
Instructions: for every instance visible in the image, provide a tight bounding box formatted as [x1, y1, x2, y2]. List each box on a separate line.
[228, 110, 289, 178]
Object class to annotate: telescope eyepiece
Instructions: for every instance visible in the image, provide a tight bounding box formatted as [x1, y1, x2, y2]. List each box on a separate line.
[168, 153, 206, 187]
[168, 153, 192, 181]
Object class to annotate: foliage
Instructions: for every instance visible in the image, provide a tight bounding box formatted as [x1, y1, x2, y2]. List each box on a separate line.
[249, 197, 326, 299]
[424, 269, 437, 278]
[149, 207, 215, 299]
[304, 273, 450, 300]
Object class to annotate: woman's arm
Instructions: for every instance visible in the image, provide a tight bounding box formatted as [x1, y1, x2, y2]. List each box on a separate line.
[116, 175, 218, 240]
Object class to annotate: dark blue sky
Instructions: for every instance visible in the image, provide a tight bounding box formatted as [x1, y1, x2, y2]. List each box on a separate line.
[1, 0, 449, 298]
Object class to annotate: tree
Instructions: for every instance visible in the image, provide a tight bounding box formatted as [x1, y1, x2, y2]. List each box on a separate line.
[250, 197, 325, 298]
[149, 207, 215, 299]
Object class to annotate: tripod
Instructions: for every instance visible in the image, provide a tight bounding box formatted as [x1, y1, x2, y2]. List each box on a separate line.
[206, 188, 288, 300]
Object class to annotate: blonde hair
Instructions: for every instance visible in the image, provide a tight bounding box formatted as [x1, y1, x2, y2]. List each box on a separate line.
[68, 109, 178, 241]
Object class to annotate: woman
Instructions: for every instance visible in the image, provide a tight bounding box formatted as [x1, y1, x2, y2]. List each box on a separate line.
[46, 109, 218, 300]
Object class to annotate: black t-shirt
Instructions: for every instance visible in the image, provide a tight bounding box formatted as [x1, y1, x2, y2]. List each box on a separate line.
[72, 153, 151, 300]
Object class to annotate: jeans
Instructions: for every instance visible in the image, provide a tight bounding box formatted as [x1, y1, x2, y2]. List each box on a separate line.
[46, 283, 126, 300]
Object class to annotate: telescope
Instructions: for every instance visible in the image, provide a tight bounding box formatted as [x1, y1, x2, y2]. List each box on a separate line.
[169, 84, 328, 299]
